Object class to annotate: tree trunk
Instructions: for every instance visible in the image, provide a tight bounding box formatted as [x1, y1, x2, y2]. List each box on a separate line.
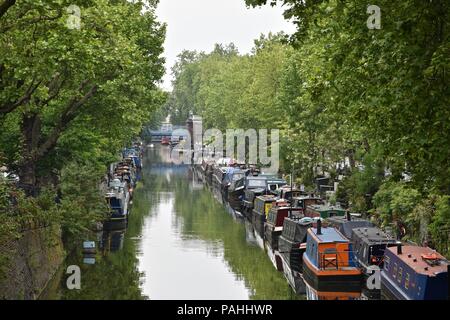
[18, 112, 41, 196]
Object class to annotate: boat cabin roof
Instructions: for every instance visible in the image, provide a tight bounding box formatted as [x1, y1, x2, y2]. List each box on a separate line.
[308, 227, 349, 244]
[308, 204, 346, 213]
[327, 216, 374, 239]
[256, 195, 277, 203]
[352, 227, 396, 245]
[385, 246, 449, 276]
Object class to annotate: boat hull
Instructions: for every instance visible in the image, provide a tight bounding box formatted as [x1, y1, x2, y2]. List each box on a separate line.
[302, 254, 362, 292]
[278, 236, 304, 273]
[264, 223, 282, 250]
[103, 217, 128, 230]
[280, 255, 306, 294]
[252, 210, 265, 236]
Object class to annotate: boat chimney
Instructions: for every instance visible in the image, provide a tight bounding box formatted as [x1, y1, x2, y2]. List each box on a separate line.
[346, 211, 351, 221]
[317, 219, 322, 235]
[397, 242, 403, 255]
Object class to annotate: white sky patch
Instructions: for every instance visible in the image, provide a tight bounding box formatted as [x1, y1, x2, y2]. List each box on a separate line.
[155, 0, 296, 91]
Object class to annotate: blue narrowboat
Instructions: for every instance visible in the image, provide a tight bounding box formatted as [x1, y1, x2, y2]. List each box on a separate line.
[381, 244, 449, 300]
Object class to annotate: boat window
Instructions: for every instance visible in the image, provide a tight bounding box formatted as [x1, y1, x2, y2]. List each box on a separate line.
[384, 256, 390, 270]
[405, 273, 410, 289]
[393, 263, 397, 278]
[248, 179, 267, 188]
[235, 179, 244, 188]
[398, 267, 403, 283]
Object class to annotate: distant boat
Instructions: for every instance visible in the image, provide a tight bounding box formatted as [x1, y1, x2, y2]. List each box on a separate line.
[161, 137, 170, 145]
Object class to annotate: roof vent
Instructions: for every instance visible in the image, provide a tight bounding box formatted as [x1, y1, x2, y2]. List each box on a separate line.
[424, 267, 429, 271]
[397, 243, 403, 255]
[413, 258, 417, 262]
[408, 254, 412, 258]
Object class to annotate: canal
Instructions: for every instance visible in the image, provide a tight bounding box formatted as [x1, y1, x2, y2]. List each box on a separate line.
[41, 146, 300, 300]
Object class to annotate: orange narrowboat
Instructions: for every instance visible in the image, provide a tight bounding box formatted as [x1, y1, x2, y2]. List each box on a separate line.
[302, 221, 362, 292]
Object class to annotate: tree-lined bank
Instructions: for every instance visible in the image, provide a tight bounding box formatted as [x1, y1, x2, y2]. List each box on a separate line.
[0, 0, 166, 297]
[165, 0, 449, 255]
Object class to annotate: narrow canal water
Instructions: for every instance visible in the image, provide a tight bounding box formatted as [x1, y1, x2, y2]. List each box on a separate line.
[42, 146, 299, 300]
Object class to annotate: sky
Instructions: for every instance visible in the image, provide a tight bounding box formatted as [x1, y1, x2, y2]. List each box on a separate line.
[155, 0, 296, 91]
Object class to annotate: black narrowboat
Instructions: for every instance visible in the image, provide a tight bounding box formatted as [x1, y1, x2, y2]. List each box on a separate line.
[241, 187, 265, 218]
[278, 217, 314, 273]
[251, 195, 277, 235]
[351, 227, 397, 274]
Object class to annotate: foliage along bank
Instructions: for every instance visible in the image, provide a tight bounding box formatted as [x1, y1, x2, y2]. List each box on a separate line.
[0, 0, 167, 286]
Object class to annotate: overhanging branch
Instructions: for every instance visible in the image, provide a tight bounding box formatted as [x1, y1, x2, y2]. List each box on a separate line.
[0, 0, 16, 19]
[0, 79, 42, 115]
[35, 82, 98, 159]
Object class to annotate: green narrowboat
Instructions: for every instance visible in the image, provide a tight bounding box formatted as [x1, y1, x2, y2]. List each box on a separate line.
[305, 204, 346, 219]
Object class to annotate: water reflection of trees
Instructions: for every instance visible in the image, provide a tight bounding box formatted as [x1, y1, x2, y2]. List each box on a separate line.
[171, 171, 301, 300]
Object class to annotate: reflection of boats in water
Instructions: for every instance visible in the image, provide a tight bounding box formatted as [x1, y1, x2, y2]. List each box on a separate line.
[244, 220, 257, 246]
[100, 229, 126, 253]
[188, 167, 204, 191]
[266, 247, 284, 272]
[281, 257, 307, 295]
[305, 280, 362, 300]
[254, 228, 265, 250]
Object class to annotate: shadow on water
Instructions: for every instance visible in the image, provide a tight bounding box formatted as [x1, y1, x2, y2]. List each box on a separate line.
[42, 146, 299, 300]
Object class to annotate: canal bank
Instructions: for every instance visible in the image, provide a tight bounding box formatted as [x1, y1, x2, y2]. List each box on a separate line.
[41, 146, 298, 300]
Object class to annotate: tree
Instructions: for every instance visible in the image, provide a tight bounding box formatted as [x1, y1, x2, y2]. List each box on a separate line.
[0, 0, 166, 194]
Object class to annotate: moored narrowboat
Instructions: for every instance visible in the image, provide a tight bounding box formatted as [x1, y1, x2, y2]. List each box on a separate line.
[265, 205, 303, 250]
[305, 204, 346, 219]
[221, 167, 246, 199]
[302, 222, 362, 291]
[241, 187, 265, 217]
[381, 244, 449, 300]
[228, 176, 266, 213]
[292, 195, 323, 211]
[352, 227, 397, 274]
[305, 281, 362, 300]
[104, 180, 130, 230]
[278, 217, 313, 273]
[326, 213, 374, 240]
[274, 186, 306, 202]
[251, 195, 277, 235]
